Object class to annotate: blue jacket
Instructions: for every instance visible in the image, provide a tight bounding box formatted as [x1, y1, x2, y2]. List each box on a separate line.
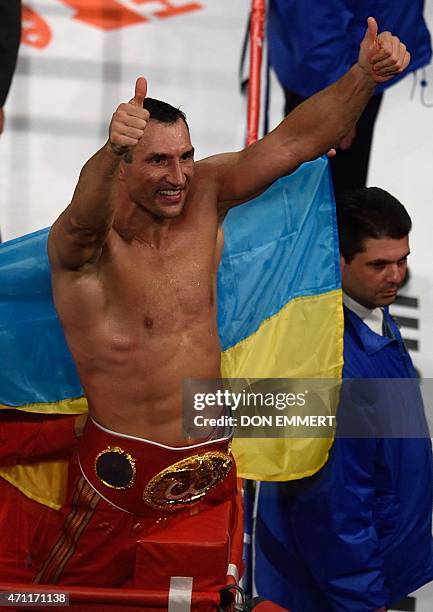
[255, 307, 433, 611]
[267, 0, 432, 97]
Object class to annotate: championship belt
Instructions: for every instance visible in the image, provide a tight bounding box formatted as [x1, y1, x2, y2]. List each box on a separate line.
[78, 418, 235, 515]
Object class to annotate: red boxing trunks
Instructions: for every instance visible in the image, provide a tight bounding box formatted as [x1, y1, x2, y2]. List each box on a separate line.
[78, 418, 235, 516]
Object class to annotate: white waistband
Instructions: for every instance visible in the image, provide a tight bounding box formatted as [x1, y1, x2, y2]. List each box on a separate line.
[89, 417, 232, 451]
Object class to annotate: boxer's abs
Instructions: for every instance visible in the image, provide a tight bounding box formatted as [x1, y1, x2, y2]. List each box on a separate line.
[64, 308, 221, 445]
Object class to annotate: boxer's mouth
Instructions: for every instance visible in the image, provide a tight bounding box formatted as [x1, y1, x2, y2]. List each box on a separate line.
[158, 189, 183, 197]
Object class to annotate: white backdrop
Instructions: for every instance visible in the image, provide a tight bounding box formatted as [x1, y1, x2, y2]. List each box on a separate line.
[0, 0, 250, 237]
[0, 0, 432, 376]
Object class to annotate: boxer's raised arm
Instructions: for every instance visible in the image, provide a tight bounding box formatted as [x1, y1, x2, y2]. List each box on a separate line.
[49, 78, 149, 270]
[211, 18, 409, 213]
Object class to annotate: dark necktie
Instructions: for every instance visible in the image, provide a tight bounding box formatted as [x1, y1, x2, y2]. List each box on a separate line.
[382, 312, 394, 339]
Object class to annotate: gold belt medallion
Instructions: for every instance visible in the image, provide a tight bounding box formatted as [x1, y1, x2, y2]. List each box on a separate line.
[143, 451, 232, 511]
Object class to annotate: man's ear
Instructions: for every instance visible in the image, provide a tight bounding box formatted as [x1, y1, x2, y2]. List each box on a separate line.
[339, 255, 346, 276]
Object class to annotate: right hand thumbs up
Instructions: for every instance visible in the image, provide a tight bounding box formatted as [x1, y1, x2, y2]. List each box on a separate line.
[108, 77, 150, 156]
[130, 77, 148, 108]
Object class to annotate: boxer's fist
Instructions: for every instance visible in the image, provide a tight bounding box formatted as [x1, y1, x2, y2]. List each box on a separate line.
[108, 77, 150, 156]
[358, 17, 410, 83]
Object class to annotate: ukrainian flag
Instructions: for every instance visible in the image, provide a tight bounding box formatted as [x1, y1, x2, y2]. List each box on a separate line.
[0, 157, 342, 504]
[218, 157, 343, 480]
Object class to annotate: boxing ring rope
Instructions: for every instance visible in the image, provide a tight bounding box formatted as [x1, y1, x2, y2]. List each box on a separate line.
[242, 0, 268, 601]
[246, 0, 266, 145]
[0, 583, 220, 609]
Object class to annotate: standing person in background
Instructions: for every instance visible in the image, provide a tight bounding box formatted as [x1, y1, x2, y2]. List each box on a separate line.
[0, 0, 21, 135]
[267, 0, 431, 194]
[255, 187, 433, 612]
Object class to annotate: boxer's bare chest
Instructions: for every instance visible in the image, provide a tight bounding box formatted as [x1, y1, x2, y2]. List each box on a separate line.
[103, 225, 219, 331]
[53, 199, 222, 356]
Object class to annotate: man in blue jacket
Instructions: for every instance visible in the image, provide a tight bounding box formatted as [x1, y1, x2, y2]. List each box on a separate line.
[267, 1, 431, 194]
[255, 187, 433, 611]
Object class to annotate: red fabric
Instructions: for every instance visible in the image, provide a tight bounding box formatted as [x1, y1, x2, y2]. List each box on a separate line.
[135, 500, 235, 591]
[0, 412, 78, 465]
[0, 414, 78, 583]
[31, 457, 158, 586]
[31, 455, 240, 589]
[0, 477, 58, 584]
[227, 479, 245, 579]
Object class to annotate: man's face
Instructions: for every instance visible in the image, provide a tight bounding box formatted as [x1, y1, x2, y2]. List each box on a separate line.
[341, 236, 409, 309]
[120, 119, 195, 218]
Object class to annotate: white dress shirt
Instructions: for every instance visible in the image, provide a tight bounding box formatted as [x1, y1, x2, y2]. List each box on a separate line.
[343, 292, 384, 336]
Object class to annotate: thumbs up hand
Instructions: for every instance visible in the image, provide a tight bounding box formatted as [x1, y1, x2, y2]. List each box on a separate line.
[358, 17, 410, 83]
[129, 77, 147, 108]
[108, 77, 150, 156]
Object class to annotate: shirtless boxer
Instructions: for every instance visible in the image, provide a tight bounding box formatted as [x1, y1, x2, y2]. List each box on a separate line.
[48, 18, 409, 447]
[27, 18, 410, 587]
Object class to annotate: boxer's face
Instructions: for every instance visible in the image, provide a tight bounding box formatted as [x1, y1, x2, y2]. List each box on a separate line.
[120, 119, 195, 219]
[341, 236, 409, 309]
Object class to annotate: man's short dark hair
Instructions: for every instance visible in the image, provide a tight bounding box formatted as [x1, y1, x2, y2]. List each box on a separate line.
[143, 98, 188, 129]
[336, 187, 412, 262]
[123, 98, 189, 163]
